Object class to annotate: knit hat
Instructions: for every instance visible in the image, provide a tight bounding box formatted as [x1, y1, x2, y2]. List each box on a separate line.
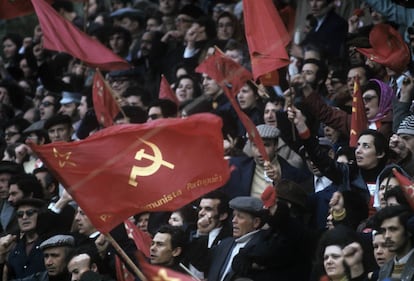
[397, 115, 414, 136]
[255, 124, 280, 139]
[40, 235, 75, 250]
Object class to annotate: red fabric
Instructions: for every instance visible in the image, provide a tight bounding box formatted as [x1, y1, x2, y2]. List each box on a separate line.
[261, 185, 277, 209]
[31, 0, 130, 71]
[124, 220, 151, 258]
[159, 75, 179, 106]
[243, 0, 290, 82]
[0, 0, 53, 19]
[196, 51, 269, 162]
[29, 113, 230, 233]
[136, 251, 194, 281]
[115, 256, 135, 281]
[392, 168, 414, 211]
[259, 70, 279, 86]
[92, 70, 120, 127]
[349, 77, 367, 147]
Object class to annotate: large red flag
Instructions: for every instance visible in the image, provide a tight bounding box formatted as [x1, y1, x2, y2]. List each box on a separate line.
[31, 0, 130, 71]
[349, 77, 368, 147]
[115, 256, 135, 281]
[92, 69, 120, 127]
[196, 51, 269, 162]
[243, 0, 290, 85]
[159, 75, 179, 106]
[29, 113, 230, 233]
[124, 220, 151, 258]
[136, 252, 194, 281]
[0, 0, 53, 19]
[392, 168, 414, 211]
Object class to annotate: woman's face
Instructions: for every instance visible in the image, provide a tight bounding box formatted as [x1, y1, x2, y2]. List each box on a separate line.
[379, 176, 399, 208]
[363, 89, 380, 120]
[168, 212, 184, 226]
[176, 78, 195, 103]
[3, 38, 18, 59]
[324, 245, 346, 280]
[217, 16, 234, 41]
[237, 84, 257, 110]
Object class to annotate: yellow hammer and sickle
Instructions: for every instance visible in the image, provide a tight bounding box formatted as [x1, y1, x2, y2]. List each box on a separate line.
[128, 139, 174, 187]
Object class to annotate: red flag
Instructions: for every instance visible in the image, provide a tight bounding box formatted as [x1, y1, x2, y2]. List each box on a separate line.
[92, 69, 120, 127]
[31, 0, 130, 71]
[136, 251, 194, 281]
[124, 220, 151, 258]
[29, 113, 230, 233]
[349, 77, 368, 147]
[115, 256, 135, 281]
[392, 168, 414, 210]
[243, 0, 290, 85]
[0, 0, 53, 19]
[196, 51, 269, 162]
[159, 75, 179, 106]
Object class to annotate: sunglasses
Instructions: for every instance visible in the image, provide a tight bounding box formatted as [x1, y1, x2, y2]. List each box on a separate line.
[362, 95, 378, 103]
[40, 101, 54, 107]
[4, 131, 20, 138]
[16, 209, 38, 219]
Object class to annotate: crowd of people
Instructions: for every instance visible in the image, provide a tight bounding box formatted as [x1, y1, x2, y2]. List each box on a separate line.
[1, 0, 414, 280]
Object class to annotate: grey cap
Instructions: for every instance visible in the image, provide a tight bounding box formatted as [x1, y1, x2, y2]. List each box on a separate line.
[40, 235, 75, 250]
[110, 8, 145, 22]
[229, 196, 264, 216]
[318, 137, 333, 148]
[23, 120, 45, 134]
[397, 115, 414, 136]
[255, 124, 280, 139]
[60, 91, 81, 105]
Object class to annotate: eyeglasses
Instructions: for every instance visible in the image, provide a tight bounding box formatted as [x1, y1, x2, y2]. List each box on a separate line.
[40, 101, 54, 107]
[148, 114, 162, 120]
[4, 131, 20, 138]
[175, 17, 193, 24]
[362, 95, 378, 103]
[16, 209, 38, 219]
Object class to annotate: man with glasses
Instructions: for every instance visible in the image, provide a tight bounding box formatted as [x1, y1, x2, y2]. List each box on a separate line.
[0, 198, 46, 279]
[39, 93, 59, 121]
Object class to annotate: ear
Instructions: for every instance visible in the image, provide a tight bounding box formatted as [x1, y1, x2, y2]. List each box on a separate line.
[376, 151, 385, 159]
[253, 217, 261, 229]
[219, 212, 228, 222]
[47, 183, 56, 195]
[171, 247, 182, 258]
[91, 263, 98, 273]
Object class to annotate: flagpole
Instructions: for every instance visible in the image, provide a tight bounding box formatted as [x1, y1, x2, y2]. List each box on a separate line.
[286, 71, 296, 142]
[104, 233, 148, 281]
[179, 263, 202, 281]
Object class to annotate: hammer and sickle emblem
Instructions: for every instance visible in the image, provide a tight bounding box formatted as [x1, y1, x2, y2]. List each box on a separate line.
[128, 139, 174, 187]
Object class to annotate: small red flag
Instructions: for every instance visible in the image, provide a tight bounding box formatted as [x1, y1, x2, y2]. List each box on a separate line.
[115, 256, 135, 281]
[243, 0, 290, 85]
[31, 0, 130, 71]
[29, 113, 230, 233]
[349, 77, 368, 147]
[136, 251, 194, 281]
[92, 69, 120, 127]
[392, 168, 414, 211]
[196, 51, 269, 162]
[0, 0, 53, 19]
[159, 75, 179, 106]
[124, 220, 151, 258]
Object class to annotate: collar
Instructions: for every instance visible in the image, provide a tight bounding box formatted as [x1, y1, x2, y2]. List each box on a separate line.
[89, 231, 100, 239]
[235, 229, 260, 244]
[395, 248, 414, 264]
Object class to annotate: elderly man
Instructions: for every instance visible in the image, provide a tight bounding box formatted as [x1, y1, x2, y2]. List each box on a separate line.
[221, 124, 310, 199]
[207, 196, 268, 281]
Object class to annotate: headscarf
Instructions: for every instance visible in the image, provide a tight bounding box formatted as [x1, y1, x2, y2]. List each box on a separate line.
[368, 79, 394, 122]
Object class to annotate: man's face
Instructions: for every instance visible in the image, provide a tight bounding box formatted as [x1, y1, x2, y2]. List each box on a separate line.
[301, 63, 319, 88]
[197, 198, 223, 234]
[140, 32, 153, 58]
[378, 177, 399, 209]
[0, 173, 11, 199]
[347, 67, 367, 96]
[17, 206, 38, 233]
[59, 103, 78, 119]
[4, 125, 21, 145]
[147, 106, 163, 122]
[355, 134, 381, 169]
[150, 233, 176, 266]
[44, 247, 68, 276]
[381, 216, 411, 257]
[109, 33, 127, 55]
[77, 96, 88, 120]
[251, 138, 277, 165]
[373, 234, 394, 267]
[159, 0, 177, 15]
[264, 102, 280, 127]
[225, 49, 243, 65]
[48, 124, 72, 143]
[8, 184, 24, 206]
[399, 134, 414, 154]
[202, 74, 222, 98]
[232, 210, 259, 238]
[39, 96, 56, 120]
[217, 16, 234, 41]
[68, 254, 92, 281]
[126, 95, 145, 109]
[74, 208, 96, 236]
[308, 0, 329, 18]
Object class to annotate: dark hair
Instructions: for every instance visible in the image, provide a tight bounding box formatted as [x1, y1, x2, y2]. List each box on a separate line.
[195, 16, 217, 40]
[9, 174, 44, 200]
[114, 106, 147, 124]
[148, 99, 178, 118]
[347, 63, 374, 81]
[373, 205, 413, 232]
[361, 80, 381, 103]
[122, 85, 152, 107]
[358, 129, 389, 167]
[384, 186, 410, 208]
[303, 58, 328, 83]
[44, 114, 72, 130]
[174, 74, 202, 99]
[201, 190, 230, 217]
[108, 26, 132, 52]
[2, 33, 23, 50]
[156, 224, 186, 251]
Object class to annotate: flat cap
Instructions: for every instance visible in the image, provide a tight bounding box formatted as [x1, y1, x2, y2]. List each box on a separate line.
[255, 124, 280, 139]
[110, 8, 145, 22]
[23, 120, 45, 134]
[40, 235, 75, 250]
[14, 198, 46, 209]
[60, 91, 81, 105]
[229, 196, 264, 216]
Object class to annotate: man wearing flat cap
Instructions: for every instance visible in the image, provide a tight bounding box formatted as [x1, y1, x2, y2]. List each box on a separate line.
[220, 124, 310, 200]
[207, 196, 268, 281]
